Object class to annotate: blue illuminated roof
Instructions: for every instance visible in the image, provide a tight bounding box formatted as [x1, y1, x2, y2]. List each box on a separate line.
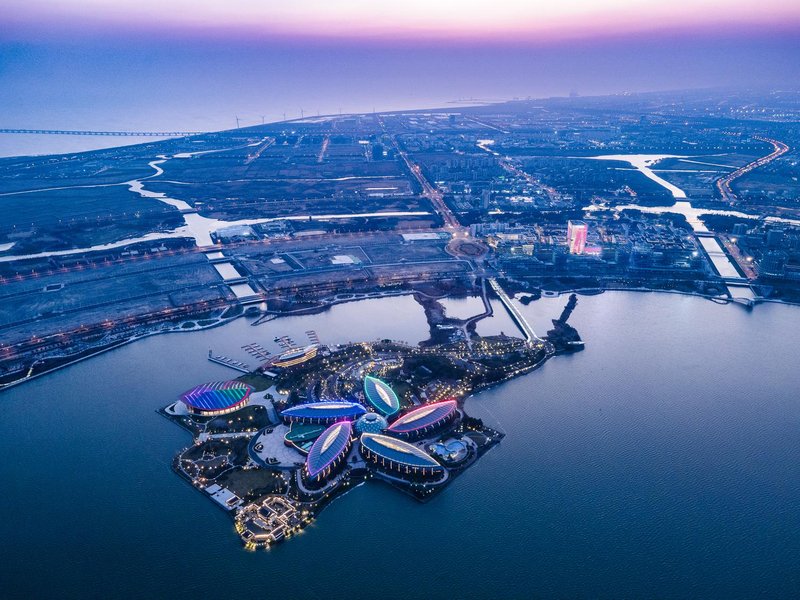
[306, 421, 353, 478]
[355, 412, 388, 435]
[387, 400, 457, 434]
[360, 433, 441, 469]
[180, 380, 253, 412]
[281, 401, 366, 421]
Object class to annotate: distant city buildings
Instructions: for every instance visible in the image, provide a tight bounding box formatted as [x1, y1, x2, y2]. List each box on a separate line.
[567, 220, 588, 254]
[760, 250, 788, 277]
[487, 215, 708, 281]
[730, 223, 800, 281]
[732, 223, 749, 237]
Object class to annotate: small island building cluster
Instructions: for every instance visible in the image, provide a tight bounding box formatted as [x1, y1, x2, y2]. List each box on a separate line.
[175, 374, 464, 493]
[168, 329, 525, 551]
[281, 376, 459, 487]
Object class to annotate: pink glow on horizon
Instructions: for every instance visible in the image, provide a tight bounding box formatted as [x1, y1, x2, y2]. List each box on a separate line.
[4, 0, 800, 42]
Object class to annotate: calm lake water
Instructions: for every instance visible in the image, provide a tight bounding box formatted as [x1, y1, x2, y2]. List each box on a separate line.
[2, 292, 799, 599]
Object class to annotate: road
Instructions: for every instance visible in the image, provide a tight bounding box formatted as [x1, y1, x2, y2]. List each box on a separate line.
[243, 137, 275, 166]
[317, 135, 330, 163]
[499, 158, 560, 204]
[716, 137, 790, 203]
[719, 233, 759, 279]
[391, 138, 463, 231]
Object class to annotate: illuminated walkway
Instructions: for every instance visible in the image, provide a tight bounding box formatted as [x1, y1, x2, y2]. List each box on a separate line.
[488, 278, 542, 345]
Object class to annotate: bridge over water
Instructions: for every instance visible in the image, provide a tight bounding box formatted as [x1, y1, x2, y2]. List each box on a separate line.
[488, 278, 542, 345]
[0, 129, 205, 137]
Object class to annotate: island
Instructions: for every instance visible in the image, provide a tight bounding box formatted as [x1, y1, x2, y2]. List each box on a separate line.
[160, 293, 582, 549]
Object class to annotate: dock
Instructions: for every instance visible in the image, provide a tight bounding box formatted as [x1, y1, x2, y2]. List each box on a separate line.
[207, 350, 251, 373]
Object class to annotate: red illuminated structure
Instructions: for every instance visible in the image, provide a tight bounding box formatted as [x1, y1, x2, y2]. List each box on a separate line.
[567, 220, 588, 254]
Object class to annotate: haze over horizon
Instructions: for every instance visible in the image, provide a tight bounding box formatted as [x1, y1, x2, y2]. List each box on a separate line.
[1, 0, 799, 149]
[5, 0, 800, 41]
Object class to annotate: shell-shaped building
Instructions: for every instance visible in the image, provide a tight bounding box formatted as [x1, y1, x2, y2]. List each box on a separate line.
[359, 433, 444, 480]
[281, 401, 367, 425]
[304, 421, 353, 484]
[387, 400, 457, 439]
[269, 345, 318, 369]
[363, 375, 400, 417]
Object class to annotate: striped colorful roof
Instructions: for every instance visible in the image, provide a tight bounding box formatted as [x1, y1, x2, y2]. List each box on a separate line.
[363, 376, 400, 416]
[360, 433, 441, 469]
[387, 400, 457, 435]
[306, 421, 353, 478]
[180, 380, 253, 412]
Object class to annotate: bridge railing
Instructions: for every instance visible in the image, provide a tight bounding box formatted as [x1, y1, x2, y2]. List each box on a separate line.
[488, 278, 542, 344]
[0, 129, 206, 137]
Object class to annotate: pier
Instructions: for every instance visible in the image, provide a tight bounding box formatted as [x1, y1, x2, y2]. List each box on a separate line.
[207, 350, 251, 373]
[488, 278, 542, 344]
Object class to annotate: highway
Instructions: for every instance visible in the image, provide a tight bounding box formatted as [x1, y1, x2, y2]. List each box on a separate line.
[463, 116, 509, 134]
[716, 137, 790, 203]
[391, 138, 464, 231]
[0, 296, 230, 367]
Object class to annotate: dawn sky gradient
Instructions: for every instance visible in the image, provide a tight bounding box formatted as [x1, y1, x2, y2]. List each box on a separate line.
[1, 0, 799, 145]
[5, 0, 800, 40]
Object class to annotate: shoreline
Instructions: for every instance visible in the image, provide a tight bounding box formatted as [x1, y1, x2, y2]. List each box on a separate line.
[161, 332, 546, 548]
[2, 283, 798, 394]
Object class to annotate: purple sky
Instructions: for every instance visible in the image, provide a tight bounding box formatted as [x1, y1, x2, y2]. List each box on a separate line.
[4, 0, 800, 42]
[1, 1, 799, 133]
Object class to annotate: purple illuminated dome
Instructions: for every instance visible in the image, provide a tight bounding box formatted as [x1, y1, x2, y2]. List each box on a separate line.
[303, 421, 353, 484]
